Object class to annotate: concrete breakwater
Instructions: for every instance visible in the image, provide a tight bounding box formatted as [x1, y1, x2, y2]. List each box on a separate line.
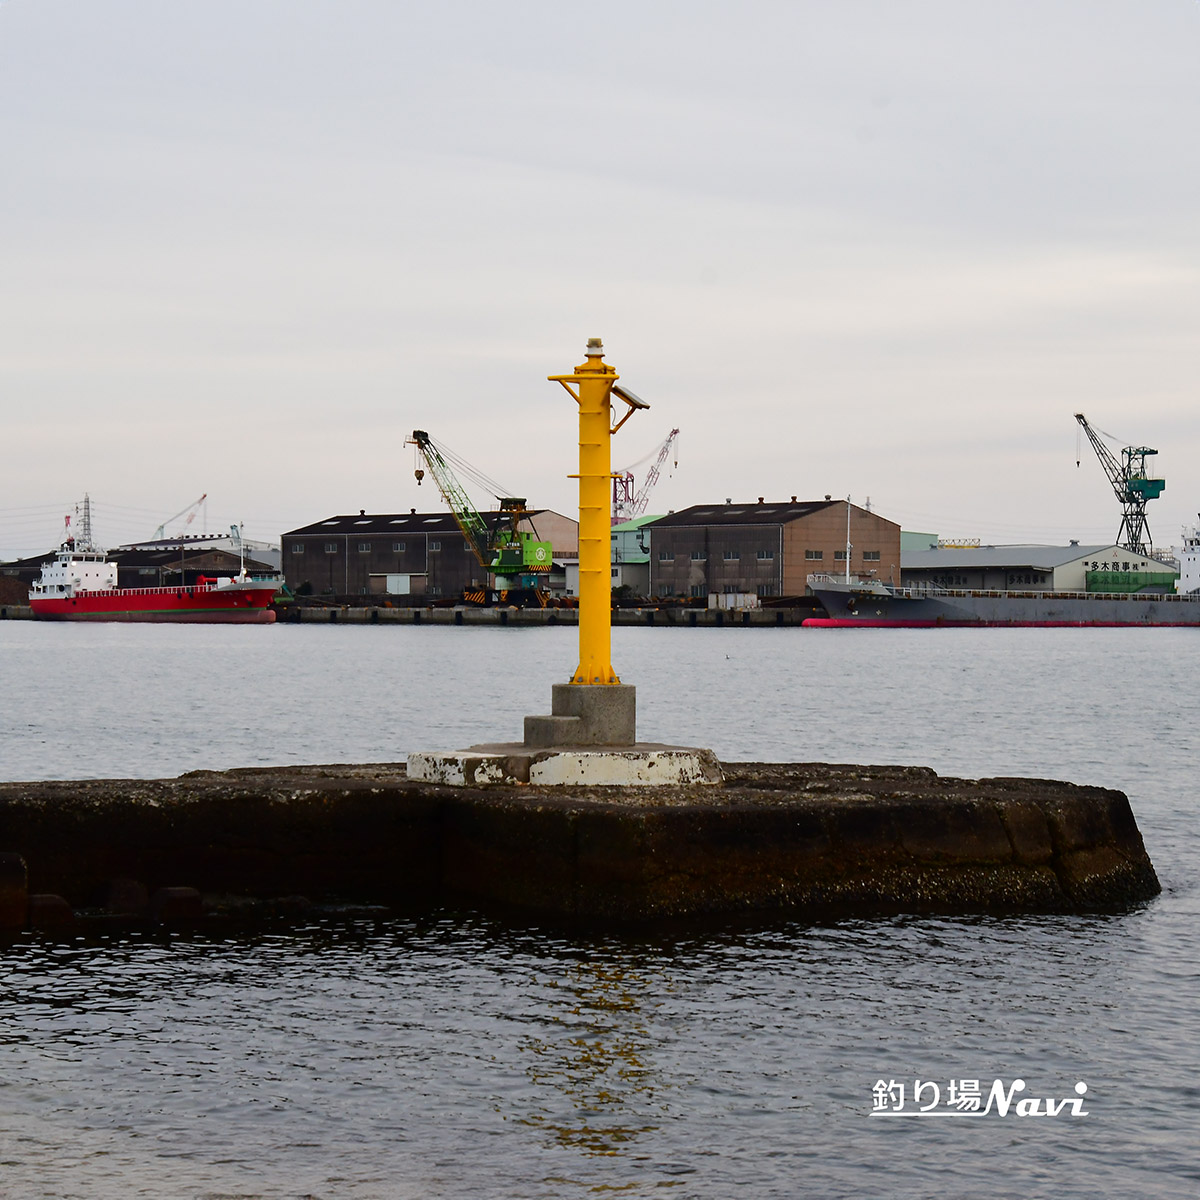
[0, 762, 1160, 928]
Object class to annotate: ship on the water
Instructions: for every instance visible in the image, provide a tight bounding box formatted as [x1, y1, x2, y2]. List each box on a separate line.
[28, 502, 278, 624]
[802, 512, 1200, 628]
[805, 572, 1200, 628]
[29, 547, 278, 623]
[1176, 515, 1200, 596]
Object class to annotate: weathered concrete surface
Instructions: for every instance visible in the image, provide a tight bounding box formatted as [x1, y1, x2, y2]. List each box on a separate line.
[0, 762, 1160, 924]
[524, 683, 638, 747]
[408, 744, 724, 787]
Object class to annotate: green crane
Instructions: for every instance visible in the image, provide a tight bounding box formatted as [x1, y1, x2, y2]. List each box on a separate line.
[1074, 412, 1165, 556]
[407, 430, 554, 588]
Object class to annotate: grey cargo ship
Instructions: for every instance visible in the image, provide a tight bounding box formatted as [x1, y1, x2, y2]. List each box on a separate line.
[805, 575, 1200, 627]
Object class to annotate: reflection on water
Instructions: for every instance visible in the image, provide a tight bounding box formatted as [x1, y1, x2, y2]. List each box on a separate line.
[520, 958, 670, 1156]
[2, 626, 1199, 1196]
[1, 901, 1198, 1199]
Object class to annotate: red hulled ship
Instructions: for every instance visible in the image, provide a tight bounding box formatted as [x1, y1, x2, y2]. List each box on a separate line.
[29, 502, 278, 623]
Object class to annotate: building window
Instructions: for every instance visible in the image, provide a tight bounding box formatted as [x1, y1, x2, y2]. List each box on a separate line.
[430, 541, 441, 552]
[324, 543, 338, 554]
[690, 584, 706, 597]
[659, 550, 671, 561]
[756, 583, 777, 597]
[691, 550, 705, 560]
[658, 583, 674, 597]
[834, 550, 847, 561]
[863, 550, 881, 561]
[291, 544, 305, 555]
[723, 550, 740, 560]
[358, 542, 371, 553]
[612, 567, 619, 578]
[757, 549, 775, 560]
[393, 541, 406, 553]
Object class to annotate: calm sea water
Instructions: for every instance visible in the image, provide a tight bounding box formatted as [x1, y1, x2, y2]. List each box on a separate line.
[1, 623, 1198, 1198]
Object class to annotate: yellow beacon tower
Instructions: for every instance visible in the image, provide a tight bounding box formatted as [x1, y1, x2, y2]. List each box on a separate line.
[408, 337, 722, 786]
[550, 337, 647, 686]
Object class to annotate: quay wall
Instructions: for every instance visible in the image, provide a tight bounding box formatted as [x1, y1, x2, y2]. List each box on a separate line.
[0, 762, 1160, 928]
[0, 604, 809, 626]
[0, 600, 816, 628]
[274, 604, 812, 627]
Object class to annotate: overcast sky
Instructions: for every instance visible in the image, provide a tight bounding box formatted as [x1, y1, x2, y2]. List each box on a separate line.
[2, 0, 1198, 558]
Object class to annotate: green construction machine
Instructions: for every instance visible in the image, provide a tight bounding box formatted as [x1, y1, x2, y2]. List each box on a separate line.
[407, 429, 554, 592]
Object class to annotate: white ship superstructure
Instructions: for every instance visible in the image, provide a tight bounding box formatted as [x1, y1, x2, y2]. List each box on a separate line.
[29, 495, 119, 599]
[1177, 517, 1200, 595]
[29, 545, 119, 598]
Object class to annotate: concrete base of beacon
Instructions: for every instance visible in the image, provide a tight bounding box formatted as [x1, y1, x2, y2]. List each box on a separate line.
[406, 683, 724, 788]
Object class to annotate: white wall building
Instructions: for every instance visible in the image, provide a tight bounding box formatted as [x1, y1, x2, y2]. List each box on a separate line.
[902, 544, 1178, 593]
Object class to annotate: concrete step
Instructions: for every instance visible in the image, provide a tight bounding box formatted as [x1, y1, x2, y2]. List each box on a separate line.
[522, 714, 584, 747]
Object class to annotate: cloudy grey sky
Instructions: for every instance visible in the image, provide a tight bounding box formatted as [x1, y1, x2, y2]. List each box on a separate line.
[2, 0, 1198, 558]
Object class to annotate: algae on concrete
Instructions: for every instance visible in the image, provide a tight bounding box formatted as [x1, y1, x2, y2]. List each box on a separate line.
[0, 761, 1160, 926]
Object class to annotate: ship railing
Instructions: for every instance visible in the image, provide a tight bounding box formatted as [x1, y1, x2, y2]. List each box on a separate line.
[810, 573, 1193, 604]
[899, 586, 1187, 603]
[890, 583, 946, 598]
[808, 572, 892, 591]
[78, 584, 220, 596]
[74, 580, 278, 597]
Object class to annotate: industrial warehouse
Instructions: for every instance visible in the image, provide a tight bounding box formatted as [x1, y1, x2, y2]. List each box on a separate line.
[281, 508, 578, 600]
[277, 498, 901, 605]
[2, 409, 1196, 623]
[900, 542, 1177, 594]
[5, 500, 1189, 619]
[645, 499, 901, 600]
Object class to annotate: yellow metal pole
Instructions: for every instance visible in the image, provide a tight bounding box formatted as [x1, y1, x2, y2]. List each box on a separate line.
[550, 338, 621, 684]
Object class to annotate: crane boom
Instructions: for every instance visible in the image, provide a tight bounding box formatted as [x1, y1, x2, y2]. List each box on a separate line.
[153, 493, 207, 540]
[613, 428, 679, 524]
[407, 430, 491, 568]
[1073, 413, 1165, 555]
[406, 430, 553, 585]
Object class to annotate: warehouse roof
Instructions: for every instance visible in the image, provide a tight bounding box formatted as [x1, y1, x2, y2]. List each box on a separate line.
[903, 544, 1125, 570]
[644, 500, 839, 528]
[611, 515, 665, 533]
[109, 547, 275, 574]
[284, 510, 558, 537]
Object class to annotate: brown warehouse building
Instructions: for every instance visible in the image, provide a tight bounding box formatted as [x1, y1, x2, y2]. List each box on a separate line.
[645, 499, 901, 599]
[282, 509, 578, 598]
